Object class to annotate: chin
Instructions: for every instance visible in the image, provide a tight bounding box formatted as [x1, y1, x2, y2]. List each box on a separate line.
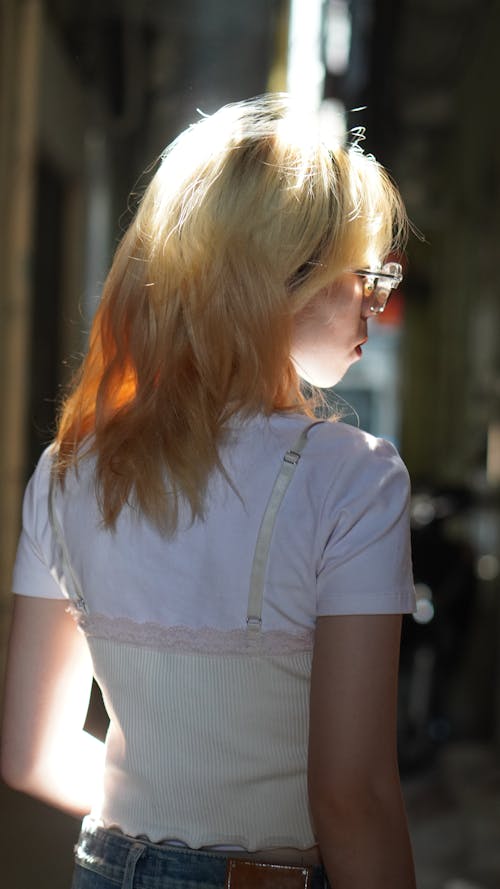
[301, 371, 345, 389]
[321, 375, 344, 389]
[293, 358, 348, 389]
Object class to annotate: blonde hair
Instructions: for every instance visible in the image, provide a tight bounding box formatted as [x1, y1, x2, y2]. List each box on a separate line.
[55, 94, 408, 532]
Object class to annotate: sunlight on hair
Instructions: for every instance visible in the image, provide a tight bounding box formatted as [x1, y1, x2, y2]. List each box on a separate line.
[275, 104, 322, 148]
[318, 98, 347, 146]
[274, 107, 333, 191]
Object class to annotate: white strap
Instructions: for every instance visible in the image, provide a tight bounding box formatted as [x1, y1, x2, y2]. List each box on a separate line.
[48, 421, 323, 623]
[246, 422, 323, 632]
[48, 469, 88, 613]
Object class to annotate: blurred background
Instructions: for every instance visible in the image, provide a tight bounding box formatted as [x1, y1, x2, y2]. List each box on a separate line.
[1, 1, 500, 887]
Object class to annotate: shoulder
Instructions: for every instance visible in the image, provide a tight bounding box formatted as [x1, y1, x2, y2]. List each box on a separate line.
[306, 421, 409, 489]
[33, 443, 56, 477]
[266, 414, 409, 496]
[22, 445, 57, 515]
[21, 443, 90, 525]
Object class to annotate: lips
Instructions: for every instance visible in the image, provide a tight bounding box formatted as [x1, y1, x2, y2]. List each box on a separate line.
[355, 337, 368, 357]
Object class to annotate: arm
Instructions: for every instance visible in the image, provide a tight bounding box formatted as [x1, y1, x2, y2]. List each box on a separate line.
[1, 595, 105, 817]
[308, 614, 416, 889]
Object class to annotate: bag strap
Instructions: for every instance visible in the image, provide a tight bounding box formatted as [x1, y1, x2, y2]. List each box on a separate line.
[246, 421, 323, 634]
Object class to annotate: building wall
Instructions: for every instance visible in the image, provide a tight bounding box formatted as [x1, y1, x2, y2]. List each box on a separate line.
[0, 0, 87, 655]
[399, 0, 500, 744]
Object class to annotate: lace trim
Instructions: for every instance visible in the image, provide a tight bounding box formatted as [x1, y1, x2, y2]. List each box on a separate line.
[77, 612, 314, 656]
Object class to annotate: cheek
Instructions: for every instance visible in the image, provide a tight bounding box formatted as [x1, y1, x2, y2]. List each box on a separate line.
[293, 292, 335, 339]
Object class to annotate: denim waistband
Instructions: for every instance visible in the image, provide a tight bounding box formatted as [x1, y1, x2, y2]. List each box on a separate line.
[74, 821, 329, 889]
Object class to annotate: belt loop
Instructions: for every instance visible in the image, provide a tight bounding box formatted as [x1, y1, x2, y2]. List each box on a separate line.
[122, 842, 146, 889]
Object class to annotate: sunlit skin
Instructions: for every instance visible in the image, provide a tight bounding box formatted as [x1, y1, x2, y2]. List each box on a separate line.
[0, 597, 105, 817]
[291, 273, 370, 388]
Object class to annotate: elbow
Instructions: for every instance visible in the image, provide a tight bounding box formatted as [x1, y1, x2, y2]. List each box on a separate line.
[1, 763, 31, 795]
[0, 738, 36, 796]
[0, 756, 48, 802]
[0, 756, 31, 795]
[309, 785, 378, 828]
[308, 770, 403, 830]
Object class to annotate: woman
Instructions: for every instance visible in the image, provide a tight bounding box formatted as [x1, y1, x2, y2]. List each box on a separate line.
[1, 95, 417, 889]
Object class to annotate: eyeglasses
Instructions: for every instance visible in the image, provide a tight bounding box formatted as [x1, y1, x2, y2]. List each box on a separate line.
[354, 261, 403, 315]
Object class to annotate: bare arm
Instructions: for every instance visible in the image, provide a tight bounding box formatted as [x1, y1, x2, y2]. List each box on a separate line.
[308, 614, 416, 889]
[1, 595, 105, 817]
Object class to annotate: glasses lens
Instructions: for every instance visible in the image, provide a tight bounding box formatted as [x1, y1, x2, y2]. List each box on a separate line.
[372, 281, 391, 313]
[371, 263, 402, 313]
[356, 262, 402, 314]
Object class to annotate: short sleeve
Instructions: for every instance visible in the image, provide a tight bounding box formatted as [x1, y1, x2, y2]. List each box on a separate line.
[316, 437, 415, 615]
[12, 446, 66, 599]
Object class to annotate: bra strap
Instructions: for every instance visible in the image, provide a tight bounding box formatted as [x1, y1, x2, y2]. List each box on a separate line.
[48, 468, 89, 614]
[246, 421, 323, 633]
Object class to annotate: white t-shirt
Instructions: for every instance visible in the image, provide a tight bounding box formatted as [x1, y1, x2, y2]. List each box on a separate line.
[13, 412, 415, 627]
[12, 412, 416, 849]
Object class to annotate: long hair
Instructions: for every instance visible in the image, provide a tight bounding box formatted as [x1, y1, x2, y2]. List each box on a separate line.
[55, 94, 408, 532]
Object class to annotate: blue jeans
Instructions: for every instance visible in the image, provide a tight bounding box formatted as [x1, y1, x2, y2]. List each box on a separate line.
[71, 822, 330, 889]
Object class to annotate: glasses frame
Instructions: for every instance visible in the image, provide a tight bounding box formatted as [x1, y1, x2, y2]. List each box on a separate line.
[354, 261, 403, 315]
